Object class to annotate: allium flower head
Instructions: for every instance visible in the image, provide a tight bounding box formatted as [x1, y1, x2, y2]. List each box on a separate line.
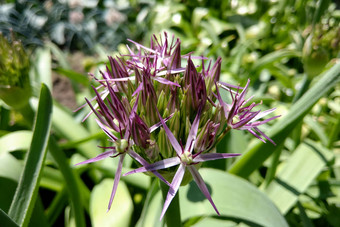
[76, 32, 279, 218]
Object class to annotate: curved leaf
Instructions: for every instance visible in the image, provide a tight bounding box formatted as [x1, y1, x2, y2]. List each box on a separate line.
[90, 179, 133, 227]
[8, 84, 52, 227]
[0, 130, 32, 154]
[180, 168, 288, 227]
[141, 168, 287, 227]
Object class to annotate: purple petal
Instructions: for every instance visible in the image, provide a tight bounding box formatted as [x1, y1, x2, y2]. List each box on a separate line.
[184, 107, 202, 152]
[128, 39, 157, 54]
[132, 82, 143, 97]
[193, 153, 241, 162]
[243, 115, 281, 128]
[247, 128, 267, 143]
[160, 163, 186, 220]
[149, 113, 174, 133]
[187, 166, 220, 215]
[156, 67, 186, 76]
[233, 111, 260, 129]
[127, 150, 171, 186]
[123, 157, 180, 176]
[157, 110, 182, 156]
[97, 76, 136, 82]
[253, 127, 276, 145]
[218, 81, 244, 90]
[152, 76, 180, 87]
[107, 154, 125, 211]
[74, 150, 116, 166]
[216, 86, 229, 118]
[95, 119, 118, 141]
[249, 108, 278, 122]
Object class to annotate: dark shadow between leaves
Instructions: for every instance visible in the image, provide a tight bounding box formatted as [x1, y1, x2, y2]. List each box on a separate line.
[186, 181, 213, 202]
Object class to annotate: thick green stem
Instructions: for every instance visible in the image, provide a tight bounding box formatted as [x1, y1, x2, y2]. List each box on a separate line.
[159, 180, 182, 227]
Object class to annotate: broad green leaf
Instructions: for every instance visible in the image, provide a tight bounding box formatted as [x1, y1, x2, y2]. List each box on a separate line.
[0, 208, 18, 227]
[191, 217, 237, 227]
[0, 130, 32, 154]
[180, 168, 288, 227]
[0, 152, 22, 182]
[264, 140, 333, 214]
[229, 62, 340, 178]
[8, 84, 52, 227]
[90, 179, 133, 227]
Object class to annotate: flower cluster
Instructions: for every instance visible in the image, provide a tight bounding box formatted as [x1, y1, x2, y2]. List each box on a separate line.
[76, 33, 279, 219]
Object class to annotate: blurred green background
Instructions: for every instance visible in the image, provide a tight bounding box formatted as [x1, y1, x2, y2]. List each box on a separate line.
[0, 0, 339, 226]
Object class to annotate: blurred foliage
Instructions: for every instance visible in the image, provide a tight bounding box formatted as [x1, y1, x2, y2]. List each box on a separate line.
[0, 0, 339, 226]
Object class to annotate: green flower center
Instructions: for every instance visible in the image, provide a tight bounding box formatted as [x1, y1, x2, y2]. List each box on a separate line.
[116, 139, 128, 153]
[180, 151, 193, 164]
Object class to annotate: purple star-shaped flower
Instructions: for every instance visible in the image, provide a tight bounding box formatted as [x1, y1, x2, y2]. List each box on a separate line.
[217, 79, 280, 144]
[124, 107, 240, 219]
[75, 85, 170, 211]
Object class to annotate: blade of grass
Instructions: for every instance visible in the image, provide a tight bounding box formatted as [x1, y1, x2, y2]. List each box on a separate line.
[229, 62, 340, 178]
[8, 84, 52, 227]
[48, 136, 86, 227]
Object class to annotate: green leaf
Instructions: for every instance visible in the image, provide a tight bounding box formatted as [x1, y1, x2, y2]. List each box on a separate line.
[48, 137, 86, 227]
[0, 130, 32, 154]
[89, 179, 133, 227]
[0, 152, 22, 182]
[136, 180, 161, 227]
[180, 168, 288, 227]
[0, 208, 18, 227]
[251, 50, 300, 71]
[54, 68, 90, 86]
[229, 62, 340, 178]
[8, 84, 52, 227]
[264, 140, 333, 214]
[34, 49, 52, 90]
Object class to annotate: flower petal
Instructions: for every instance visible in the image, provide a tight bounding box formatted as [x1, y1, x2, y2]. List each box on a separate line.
[107, 154, 125, 211]
[128, 150, 171, 186]
[187, 165, 220, 215]
[184, 107, 202, 152]
[74, 150, 116, 166]
[123, 157, 180, 176]
[193, 153, 241, 162]
[157, 110, 182, 156]
[160, 163, 186, 220]
[152, 76, 180, 87]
